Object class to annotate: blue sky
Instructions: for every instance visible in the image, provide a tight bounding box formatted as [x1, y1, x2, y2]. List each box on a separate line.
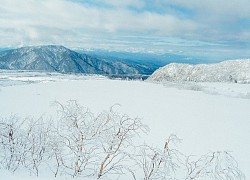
[0, 0, 249, 61]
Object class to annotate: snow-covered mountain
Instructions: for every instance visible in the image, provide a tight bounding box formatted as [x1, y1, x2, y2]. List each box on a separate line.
[147, 59, 250, 83]
[0, 45, 152, 75]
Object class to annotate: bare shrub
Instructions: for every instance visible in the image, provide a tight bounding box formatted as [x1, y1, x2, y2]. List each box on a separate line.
[0, 101, 246, 180]
[0, 116, 51, 176]
[51, 101, 148, 179]
[0, 116, 27, 172]
[185, 151, 245, 180]
[23, 118, 51, 176]
[129, 136, 245, 180]
[130, 134, 184, 180]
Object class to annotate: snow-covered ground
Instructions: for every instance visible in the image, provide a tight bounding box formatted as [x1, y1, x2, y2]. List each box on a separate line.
[1, 71, 250, 179]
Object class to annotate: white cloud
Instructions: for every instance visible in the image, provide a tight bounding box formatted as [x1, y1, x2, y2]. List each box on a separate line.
[103, 0, 145, 8]
[148, 0, 250, 42]
[0, 0, 198, 47]
[167, 0, 250, 32]
[0, 0, 249, 59]
[167, 0, 250, 17]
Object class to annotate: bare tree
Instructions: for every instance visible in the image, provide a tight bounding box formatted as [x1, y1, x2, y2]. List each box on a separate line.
[96, 106, 148, 179]
[51, 100, 98, 177]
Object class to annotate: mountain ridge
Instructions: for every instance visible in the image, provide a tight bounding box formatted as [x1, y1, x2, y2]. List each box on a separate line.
[0, 45, 153, 75]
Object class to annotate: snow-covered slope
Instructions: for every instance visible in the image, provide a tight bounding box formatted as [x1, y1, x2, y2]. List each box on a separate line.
[147, 59, 250, 83]
[0, 45, 152, 75]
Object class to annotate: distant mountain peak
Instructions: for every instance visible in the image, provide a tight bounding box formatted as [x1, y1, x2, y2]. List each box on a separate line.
[0, 45, 153, 75]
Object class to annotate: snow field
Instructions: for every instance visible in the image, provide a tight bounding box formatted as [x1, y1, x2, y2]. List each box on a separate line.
[0, 72, 250, 179]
